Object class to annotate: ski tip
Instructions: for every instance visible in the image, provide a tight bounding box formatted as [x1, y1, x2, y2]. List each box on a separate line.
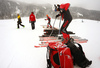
[34, 45, 48, 48]
[34, 46, 40, 48]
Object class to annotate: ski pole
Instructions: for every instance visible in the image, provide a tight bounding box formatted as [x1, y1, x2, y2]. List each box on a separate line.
[58, 16, 62, 35]
[57, 16, 62, 68]
[49, 18, 56, 37]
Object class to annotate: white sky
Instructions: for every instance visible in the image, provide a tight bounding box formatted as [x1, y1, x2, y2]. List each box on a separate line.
[12, 0, 100, 11]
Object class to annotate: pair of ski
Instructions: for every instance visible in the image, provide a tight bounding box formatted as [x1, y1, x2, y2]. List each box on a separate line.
[34, 26, 88, 48]
[39, 35, 88, 43]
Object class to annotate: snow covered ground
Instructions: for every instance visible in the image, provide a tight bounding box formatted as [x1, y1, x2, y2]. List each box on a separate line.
[0, 17, 100, 68]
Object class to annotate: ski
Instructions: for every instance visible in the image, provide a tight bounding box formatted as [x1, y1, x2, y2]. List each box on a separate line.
[39, 36, 88, 43]
[41, 25, 57, 29]
[34, 45, 48, 48]
[44, 29, 75, 35]
[39, 40, 87, 44]
[39, 36, 58, 41]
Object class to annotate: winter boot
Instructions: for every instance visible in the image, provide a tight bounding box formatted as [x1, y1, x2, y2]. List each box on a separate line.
[23, 25, 25, 28]
[47, 25, 49, 28]
[50, 25, 52, 28]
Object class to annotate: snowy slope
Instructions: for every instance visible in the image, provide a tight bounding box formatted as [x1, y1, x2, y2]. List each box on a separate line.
[0, 17, 100, 68]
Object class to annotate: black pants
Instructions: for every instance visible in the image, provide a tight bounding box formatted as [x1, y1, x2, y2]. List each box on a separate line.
[60, 9, 72, 33]
[31, 21, 35, 30]
[60, 19, 71, 34]
[17, 23, 24, 28]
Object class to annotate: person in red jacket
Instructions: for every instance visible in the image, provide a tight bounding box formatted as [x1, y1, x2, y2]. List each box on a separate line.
[54, 3, 72, 44]
[45, 15, 52, 28]
[29, 12, 36, 30]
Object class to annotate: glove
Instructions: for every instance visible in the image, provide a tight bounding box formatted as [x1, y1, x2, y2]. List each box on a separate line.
[56, 14, 60, 18]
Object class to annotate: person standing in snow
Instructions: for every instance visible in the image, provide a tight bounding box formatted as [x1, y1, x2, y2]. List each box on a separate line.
[45, 15, 52, 28]
[54, 3, 72, 44]
[17, 14, 25, 29]
[29, 12, 36, 30]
